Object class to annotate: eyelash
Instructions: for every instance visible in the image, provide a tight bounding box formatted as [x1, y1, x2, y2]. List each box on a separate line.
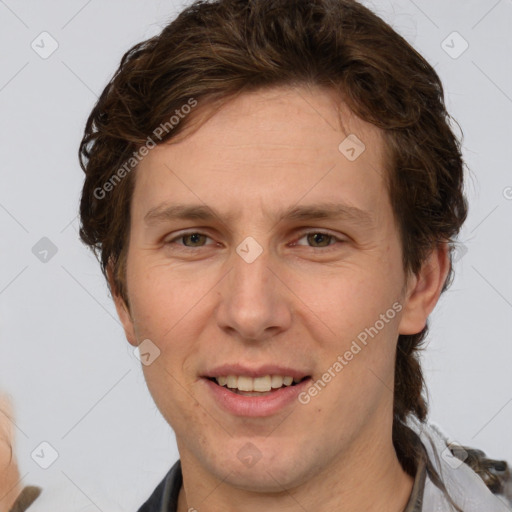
[164, 230, 345, 251]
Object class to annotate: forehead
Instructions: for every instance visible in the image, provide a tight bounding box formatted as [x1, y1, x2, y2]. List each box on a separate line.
[132, 85, 390, 222]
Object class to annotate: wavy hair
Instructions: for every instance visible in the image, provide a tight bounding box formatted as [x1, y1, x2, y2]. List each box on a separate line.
[78, 0, 509, 498]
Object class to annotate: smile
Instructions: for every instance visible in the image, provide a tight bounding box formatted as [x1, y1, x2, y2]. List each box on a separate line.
[203, 375, 312, 417]
[209, 375, 308, 395]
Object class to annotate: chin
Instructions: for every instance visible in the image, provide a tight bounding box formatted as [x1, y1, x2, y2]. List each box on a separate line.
[222, 466, 301, 493]
[207, 448, 312, 493]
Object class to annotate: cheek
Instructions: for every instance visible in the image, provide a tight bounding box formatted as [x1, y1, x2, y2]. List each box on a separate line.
[126, 261, 212, 342]
[289, 260, 404, 339]
[126, 262, 217, 401]
[287, 259, 404, 413]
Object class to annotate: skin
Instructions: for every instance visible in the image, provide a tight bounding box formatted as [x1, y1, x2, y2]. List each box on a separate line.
[111, 85, 450, 512]
[0, 395, 22, 512]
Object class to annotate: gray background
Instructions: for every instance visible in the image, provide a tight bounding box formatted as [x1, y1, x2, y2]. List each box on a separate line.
[0, 0, 510, 510]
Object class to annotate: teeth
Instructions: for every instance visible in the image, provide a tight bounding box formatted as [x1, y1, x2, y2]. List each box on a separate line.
[271, 375, 284, 389]
[226, 375, 238, 389]
[215, 375, 300, 392]
[253, 376, 272, 392]
[237, 376, 254, 392]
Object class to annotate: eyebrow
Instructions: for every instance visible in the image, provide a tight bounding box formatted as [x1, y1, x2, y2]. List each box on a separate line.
[144, 202, 374, 228]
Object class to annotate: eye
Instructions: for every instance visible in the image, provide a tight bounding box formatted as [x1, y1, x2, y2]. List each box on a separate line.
[293, 231, 343, 248]
[164, 230, 344, 251]
[165, 231, 214, 248]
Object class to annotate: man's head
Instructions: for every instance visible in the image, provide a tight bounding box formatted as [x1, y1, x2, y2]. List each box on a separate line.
[79, 0, 467, 486]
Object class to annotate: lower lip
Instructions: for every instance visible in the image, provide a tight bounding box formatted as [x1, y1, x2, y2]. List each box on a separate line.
[202, 377, 312, 417]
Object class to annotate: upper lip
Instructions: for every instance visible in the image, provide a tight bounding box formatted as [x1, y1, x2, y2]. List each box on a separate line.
[203, 364, 311, 380]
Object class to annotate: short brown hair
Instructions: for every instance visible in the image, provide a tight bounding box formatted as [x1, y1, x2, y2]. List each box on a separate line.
[79, 0, 467, 477]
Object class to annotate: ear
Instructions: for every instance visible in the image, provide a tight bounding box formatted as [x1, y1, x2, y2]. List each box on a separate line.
[398, 242, 451, 335]
[107, 261, 138, 347]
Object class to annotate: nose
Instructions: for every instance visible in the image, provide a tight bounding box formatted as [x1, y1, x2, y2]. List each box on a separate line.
[214, 244, 292, 342]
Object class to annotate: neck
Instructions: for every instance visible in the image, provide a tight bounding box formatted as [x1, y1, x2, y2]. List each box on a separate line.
[176, 433, 415, 512]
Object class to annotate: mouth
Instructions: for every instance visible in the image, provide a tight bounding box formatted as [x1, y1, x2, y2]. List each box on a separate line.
[205, 375, 311, 397]
[201, 364, 313, 416]
[203, 373, 313, 417]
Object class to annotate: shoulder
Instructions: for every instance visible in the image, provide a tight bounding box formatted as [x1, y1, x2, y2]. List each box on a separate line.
[408, 419, 512, 510]
[9, 485, 42, 512]
[136, 460, 182, 512]
[450, 444, 512, 505]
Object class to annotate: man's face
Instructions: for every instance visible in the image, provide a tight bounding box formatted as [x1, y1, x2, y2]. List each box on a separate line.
[115, 86, 423, 491]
